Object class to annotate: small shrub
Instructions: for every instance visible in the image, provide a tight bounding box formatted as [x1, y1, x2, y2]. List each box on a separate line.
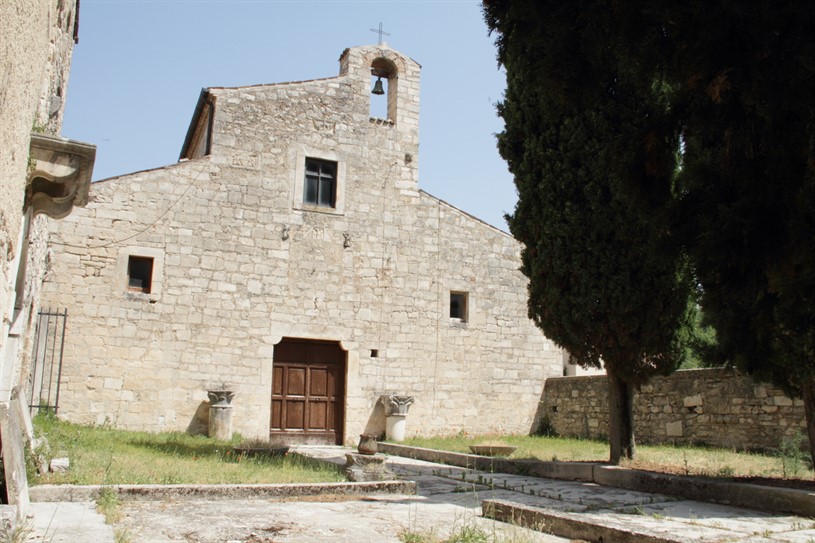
[779, 431, 807, 478]
[534, 415, 556, 437]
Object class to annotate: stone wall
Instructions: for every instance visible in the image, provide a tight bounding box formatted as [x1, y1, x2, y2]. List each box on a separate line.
[41, 45, 563, 443]
[0, 0, 78, 400]
[540, 368, 806, 451]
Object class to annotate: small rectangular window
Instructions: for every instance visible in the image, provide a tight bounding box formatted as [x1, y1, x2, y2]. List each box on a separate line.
[450, 292, 468, 322]
[304, 158, 337, 208]
[127, 256, 154, 293]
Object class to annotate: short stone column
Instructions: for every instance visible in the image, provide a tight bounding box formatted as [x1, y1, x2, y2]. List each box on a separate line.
[381, 395, 414, 442]
[345, 453, 395, 482]
[207, 390, 235, 441]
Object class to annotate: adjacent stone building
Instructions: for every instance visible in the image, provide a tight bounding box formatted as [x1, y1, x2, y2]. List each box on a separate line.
[1, 0, 94, 516]
[41, 44, 562, 445]
[0, 0, 94, 404]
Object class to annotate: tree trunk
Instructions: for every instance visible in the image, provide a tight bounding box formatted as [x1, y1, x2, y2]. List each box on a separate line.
[607, 371, 636, 464]
[802, 376, 815, 477]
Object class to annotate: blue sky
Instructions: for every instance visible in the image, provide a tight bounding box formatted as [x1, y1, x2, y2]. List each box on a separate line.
[63, 0, 515, 230]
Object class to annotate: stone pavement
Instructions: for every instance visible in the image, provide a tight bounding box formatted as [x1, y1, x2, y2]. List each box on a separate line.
[17, 445, 815, 542]
[296, 446, 815, 543]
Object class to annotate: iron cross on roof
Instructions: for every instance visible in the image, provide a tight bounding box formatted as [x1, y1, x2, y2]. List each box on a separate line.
[370, 22, 390, 45]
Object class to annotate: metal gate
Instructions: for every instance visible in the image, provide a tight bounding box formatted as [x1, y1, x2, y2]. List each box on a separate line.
[28, 308, 67, 415]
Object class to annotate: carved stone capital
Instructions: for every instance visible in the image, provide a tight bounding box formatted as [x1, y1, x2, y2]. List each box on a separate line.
[26, 133, 95, 219]
[207, 390, 235, 406]
[380, 394, 414, 416]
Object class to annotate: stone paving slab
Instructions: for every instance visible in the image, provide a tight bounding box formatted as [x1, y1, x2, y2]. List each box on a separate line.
[635, 500, 813, 538]
[28, 502, 115, 543]
[299, 446, 815, 543]
[453, 472, 681, 509]
[115, 495, 567, 543]
[379, 442, 815, 517]
[485, 499, 762, 543]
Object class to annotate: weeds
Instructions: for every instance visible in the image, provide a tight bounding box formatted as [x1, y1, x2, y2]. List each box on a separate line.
[114, 528, 133, 543]
[96, 486, 122, 523]
[96, 487, 133, 543]
[0, 518, 33, 543]
[398, 518, 534, 543]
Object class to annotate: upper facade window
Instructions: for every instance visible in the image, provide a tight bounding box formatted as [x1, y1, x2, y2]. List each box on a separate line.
[304, 158, 337, 208]
[127, 256, 154, 293]
[450, 292, 469, 322]
[118, 247, 164, 301]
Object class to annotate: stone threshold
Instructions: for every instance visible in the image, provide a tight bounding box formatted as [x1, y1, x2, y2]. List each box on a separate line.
[377, 442, 815, 517]
[29, 480, 415, 503]
[483, 499, 680, 543]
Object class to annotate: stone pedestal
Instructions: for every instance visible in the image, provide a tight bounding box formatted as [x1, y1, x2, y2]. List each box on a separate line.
[380, 394, 414, 442]
[207, 390, 235, 441]
[344, 453, 395, 482]
[386, 414, 407, 442]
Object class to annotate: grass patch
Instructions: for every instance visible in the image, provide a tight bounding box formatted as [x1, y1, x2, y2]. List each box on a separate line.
[398, 434, 814, 482]
[32, 415, 344, 486]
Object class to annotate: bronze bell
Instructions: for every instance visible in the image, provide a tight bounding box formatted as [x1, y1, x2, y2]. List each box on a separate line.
[371, 77, 385, 95]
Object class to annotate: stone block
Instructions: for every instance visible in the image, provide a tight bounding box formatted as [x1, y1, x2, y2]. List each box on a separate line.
[683, 394, 703, 408]
[344, 453, 395, 482]
[49, 457, 70, 473]
[665, 420, 683, 437]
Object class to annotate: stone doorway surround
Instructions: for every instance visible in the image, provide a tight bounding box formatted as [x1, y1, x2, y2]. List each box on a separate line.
[270, 338, 346, 445]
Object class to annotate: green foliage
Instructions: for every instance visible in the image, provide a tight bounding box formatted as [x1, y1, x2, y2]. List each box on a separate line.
[484, 0, 815, 467]
[780, 431, 809, 478]
[651, 2, 815, 401]
[484, 0, 695, 463]
[681, 301, 719, 369]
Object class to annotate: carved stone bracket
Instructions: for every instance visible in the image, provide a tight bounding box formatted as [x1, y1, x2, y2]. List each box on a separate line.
[26, 133, 95, 219]
[380, 394, 414, 416]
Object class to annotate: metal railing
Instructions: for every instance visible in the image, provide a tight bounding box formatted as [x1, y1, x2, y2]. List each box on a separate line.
[28, 307, 67, 415]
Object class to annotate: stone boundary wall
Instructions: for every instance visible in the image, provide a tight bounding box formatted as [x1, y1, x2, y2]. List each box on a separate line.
[540, 368, 806, 451]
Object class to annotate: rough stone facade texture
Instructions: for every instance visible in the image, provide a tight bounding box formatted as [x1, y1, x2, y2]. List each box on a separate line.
[541, 368, 806, 451]
[0, 0, 78, 400]
[41, 45, 563, 443]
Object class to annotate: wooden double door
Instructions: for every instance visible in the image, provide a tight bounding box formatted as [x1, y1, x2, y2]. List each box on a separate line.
[270, 339, 345, 445]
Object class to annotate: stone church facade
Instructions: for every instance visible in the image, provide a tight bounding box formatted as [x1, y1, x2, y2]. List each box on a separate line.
[41, 45, 562, 444]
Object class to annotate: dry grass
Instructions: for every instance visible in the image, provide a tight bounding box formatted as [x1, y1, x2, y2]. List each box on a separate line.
[399, 434, 814, 483]
[32, 415, 344, 486]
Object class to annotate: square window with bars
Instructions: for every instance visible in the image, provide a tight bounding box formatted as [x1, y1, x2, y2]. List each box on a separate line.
[304, 158, 337, 208]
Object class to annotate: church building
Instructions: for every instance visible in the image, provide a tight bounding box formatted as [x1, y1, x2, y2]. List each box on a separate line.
[40, 44, 563, 444]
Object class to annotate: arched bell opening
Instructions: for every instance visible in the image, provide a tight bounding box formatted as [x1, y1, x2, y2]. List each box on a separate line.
[369, 57, 398, 121]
